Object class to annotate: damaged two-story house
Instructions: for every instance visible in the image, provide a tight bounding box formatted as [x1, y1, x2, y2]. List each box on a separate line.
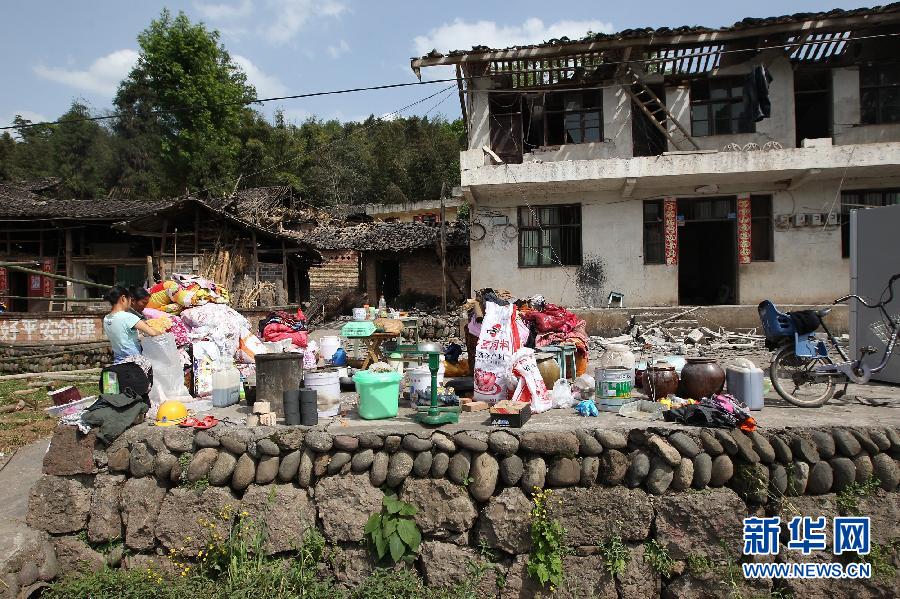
[412, 5, 900, 306]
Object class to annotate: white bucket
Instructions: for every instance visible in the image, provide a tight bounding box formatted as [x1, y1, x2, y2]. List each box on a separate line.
[304, 368, 341, 416]
[407, 363, 445, 396]
[319, 336, 342, 363]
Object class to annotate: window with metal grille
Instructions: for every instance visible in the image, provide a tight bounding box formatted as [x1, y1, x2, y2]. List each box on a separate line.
[861, 64, 900, 125]
[643, 200, 665, 265]
[518, 205, 582, 267]
[841, 189, 900, 257]
[544, 90, 603, 145]
[750, 195, 774, 261]
[690, 78, 754, 136]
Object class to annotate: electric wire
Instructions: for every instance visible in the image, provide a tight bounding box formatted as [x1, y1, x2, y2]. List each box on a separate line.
[5, 30, 900, 132]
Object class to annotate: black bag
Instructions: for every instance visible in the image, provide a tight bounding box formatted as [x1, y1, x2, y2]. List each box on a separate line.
[788, 310, 820, 335]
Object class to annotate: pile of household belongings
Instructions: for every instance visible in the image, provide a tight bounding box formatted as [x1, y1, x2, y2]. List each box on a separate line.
[463, 289, 590, 416]
[139, 274, 269, 398]
[259, 308, 309, 348]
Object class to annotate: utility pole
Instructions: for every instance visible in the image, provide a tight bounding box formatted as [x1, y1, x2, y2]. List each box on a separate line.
[439, 183, 448, 315]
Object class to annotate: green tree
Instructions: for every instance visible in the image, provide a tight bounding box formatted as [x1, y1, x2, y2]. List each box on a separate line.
[113, 9, 255, 196]
[51, 102, 115, 199]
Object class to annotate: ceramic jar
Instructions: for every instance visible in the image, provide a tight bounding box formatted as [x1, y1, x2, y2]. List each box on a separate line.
[536, 352, 561, 388]
[679, 357, 726, 399]
[642, 361, 679, 401]
[597, 344, 636, 370]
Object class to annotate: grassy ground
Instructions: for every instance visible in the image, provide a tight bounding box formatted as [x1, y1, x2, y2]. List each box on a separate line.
[0, 378, 100, 456]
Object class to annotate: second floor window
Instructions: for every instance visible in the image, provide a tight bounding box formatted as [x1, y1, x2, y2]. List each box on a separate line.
[518, 205, 582, 267]
[690, 78, 754, 136]
[544, 90, 603, 145]
[861, 64, 900, 125]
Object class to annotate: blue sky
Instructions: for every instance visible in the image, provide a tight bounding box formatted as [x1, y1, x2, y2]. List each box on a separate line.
[1, 0, 867, 130]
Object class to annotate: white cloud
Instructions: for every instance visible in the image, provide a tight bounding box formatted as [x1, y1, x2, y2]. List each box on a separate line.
[266, 0, 347, 44]
[327, 39, 350, 59]
[413, 17, 615, 56]
[233, 55, 288, 98]
[194, 0, 254, 20]
[33, 49, 138, 95]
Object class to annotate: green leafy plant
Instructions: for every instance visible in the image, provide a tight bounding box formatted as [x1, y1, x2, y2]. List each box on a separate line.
[526, 488, 566, 591]
[686, 554, 715, 577]
[364, 492, 422, 564]
[643, 539, 674, 575]
[836, 476, 881, 515]
[599, 535, 629, 576]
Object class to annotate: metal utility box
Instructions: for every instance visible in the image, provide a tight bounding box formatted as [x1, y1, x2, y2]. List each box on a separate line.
[850, 203, 900, 383]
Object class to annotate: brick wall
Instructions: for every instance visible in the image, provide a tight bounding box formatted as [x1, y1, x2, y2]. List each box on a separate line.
[309, 250, 359, 292]
[363, 249, 470, 304]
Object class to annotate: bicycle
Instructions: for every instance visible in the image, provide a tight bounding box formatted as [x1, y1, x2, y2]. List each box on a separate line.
[758, 273, 900, 407]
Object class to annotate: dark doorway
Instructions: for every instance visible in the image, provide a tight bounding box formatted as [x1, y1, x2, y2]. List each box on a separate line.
[7, 271, 28, 312]
[794, 69, 831, 146]
[375, 259, 400, 303]
[632, 84, 669, 157]
[677, 197, 737, 305]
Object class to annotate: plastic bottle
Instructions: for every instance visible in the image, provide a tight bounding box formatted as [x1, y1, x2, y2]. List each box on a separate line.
[378, 295, 388, 317]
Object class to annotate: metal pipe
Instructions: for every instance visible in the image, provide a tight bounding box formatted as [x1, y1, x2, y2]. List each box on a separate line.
[0, 263, 113, 290]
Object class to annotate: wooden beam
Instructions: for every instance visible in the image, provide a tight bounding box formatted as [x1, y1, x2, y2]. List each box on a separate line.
[455, 64, 469, 137]
[64, 229, 73, 306]
[251, 231, 259, 284]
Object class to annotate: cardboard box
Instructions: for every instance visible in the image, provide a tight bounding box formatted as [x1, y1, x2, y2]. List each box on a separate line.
[462, 401, 489, 412]
[488, 400, 531, 428]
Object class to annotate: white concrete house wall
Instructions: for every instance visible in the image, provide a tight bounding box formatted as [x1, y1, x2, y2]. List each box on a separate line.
[456, 59, 900, 307]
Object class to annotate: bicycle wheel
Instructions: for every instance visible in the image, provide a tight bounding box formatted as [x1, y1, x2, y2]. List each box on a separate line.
[769, 345, 835, 408]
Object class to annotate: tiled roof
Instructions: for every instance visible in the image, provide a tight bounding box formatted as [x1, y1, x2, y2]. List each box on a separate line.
[293, 221, 470, 251]
[413, 3, 900, 61]
[0, 182, 166, 219]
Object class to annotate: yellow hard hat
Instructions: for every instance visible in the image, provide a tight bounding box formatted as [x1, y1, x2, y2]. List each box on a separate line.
[155, 400, 188, 426]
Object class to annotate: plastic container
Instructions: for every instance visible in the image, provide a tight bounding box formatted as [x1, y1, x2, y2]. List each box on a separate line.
[406, 362, 445, 397]
[595, 367, 634, 412]
[303, 368, 340, 417]
[319, 336, 342, 362]
[45, 395, 99, 418]
[726, 358, 765, 411]
[354, 370, 401, 420]
[212, 364, 241, 408]
[597, 343, 636, 370]
[300, 389, 318, 425]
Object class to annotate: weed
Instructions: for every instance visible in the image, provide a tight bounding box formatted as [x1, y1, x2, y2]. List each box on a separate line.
[526, 488, 566, 591]
[364, 491, 421, 565]
[643, 539, 674, 576]
[599, 535, 630, 577]
[686, 554, 714, 577]
[836, 476, 881, 515]
[855, 540, 899, 582]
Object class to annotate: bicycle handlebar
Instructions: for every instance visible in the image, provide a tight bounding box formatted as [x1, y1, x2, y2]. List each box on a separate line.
[834, 273, 900, 308]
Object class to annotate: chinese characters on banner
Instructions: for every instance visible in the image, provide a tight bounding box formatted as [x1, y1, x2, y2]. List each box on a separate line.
[663, 197, 678, 266]
[737, 195, 752, 265]
[41, 258, 55, 297]
[0, 267, 7, 295]
[0, 317, 101, 343]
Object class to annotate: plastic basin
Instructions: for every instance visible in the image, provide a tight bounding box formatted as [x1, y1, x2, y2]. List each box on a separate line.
[353, 370, 401, 420]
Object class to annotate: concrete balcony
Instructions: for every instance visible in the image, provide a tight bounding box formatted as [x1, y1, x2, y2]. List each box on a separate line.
[460, 141, 900, 193]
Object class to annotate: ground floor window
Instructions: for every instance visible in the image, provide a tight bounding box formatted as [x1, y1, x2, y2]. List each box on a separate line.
[643, 200, 665, 264]
[841, 189, 900, 257]
[518, 205, 582, 267]
[750, 195, 773, 261]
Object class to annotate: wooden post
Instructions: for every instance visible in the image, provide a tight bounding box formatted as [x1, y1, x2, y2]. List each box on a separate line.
[160, 219, 169, 280]
[251, 232, 259, 284]
[145, 256, 154, 287]
[64, 229, 74, 310]
[194, 206, 200, 254]
[281, 240, 288, 297]
[439, 183, 448, 315]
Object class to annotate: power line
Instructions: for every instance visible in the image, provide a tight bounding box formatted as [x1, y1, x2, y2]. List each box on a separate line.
[6, 30, 900, 132]
[1, 78, 463, 131]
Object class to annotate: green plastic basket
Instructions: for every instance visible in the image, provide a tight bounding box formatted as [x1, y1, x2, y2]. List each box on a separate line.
[353, 370, 401, 419]
[341, 321, 376, 338]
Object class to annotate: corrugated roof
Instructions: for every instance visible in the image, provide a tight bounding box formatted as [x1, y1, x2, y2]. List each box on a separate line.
[412, 3, 900, 64]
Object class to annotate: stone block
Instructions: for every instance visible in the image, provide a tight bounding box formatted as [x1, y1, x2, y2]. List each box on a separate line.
[548, 486, 652, 545]
[241, 484, 315, 554]
[27, 475, 92, 535]
[42, 426, 96, 476]
[122, 477, 167, 551]
[315, 473, 383, 543]
[655, 488, 746, 562]
[87, 474, 124, 543]
[476, 487, 532, 554]
[399, 478, 477, 540]
[156, 486, 239, 556]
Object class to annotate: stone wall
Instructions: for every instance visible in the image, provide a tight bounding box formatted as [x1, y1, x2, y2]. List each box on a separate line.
[15, 423, 900, 598]
[0, 342, 110, 374]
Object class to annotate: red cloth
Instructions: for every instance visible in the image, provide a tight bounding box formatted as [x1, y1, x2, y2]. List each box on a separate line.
[520, 303, 581, 334]
[262, 323, 308, 348]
